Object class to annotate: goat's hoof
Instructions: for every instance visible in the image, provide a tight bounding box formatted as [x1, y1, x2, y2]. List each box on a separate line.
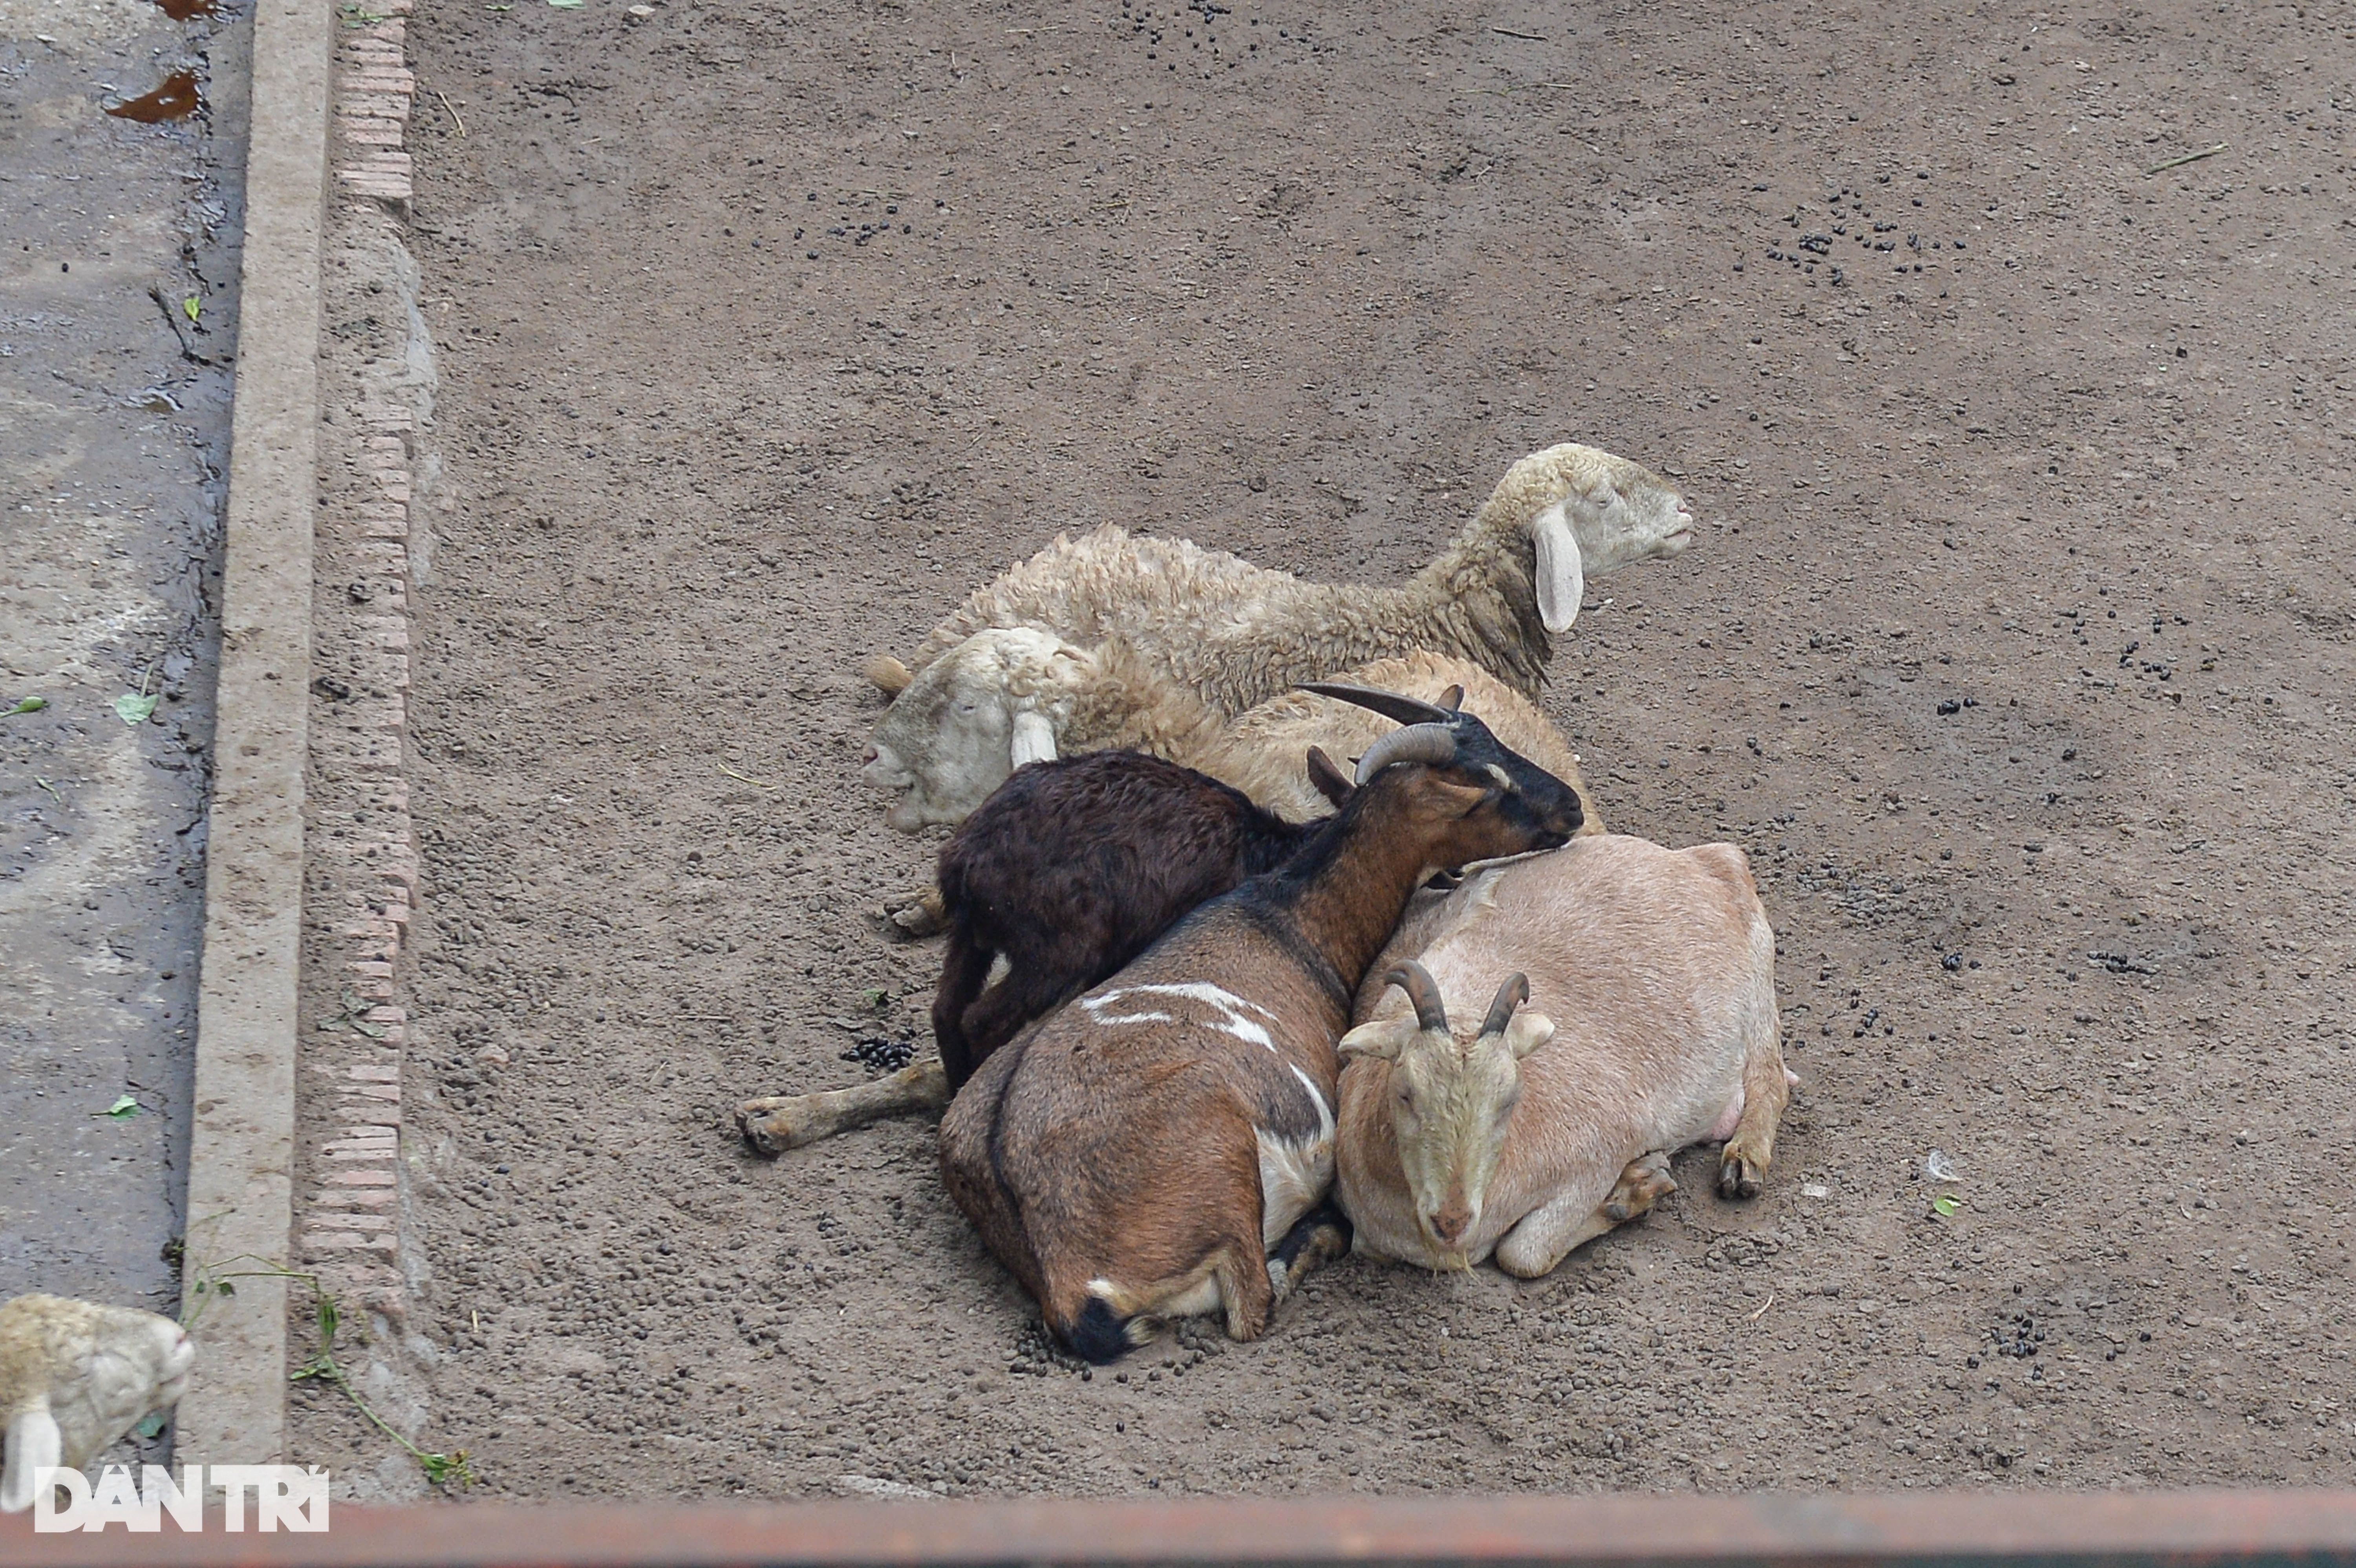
[1604, 1150, 1677, 1221]
[880, 886, 946, 939]
[735, 1097, 810, 1156]
[1717, 1140, 1766, 1200]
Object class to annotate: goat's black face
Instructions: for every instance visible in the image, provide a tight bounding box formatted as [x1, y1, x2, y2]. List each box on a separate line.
[1296, 682, 1582, 849]
[1449, 711, 1583, 849]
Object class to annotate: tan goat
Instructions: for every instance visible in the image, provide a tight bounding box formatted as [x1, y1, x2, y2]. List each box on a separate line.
[1335, 835, 1793, 1277]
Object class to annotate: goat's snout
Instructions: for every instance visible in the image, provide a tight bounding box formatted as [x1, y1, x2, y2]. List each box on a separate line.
[1430, 1192, 1473, 1245]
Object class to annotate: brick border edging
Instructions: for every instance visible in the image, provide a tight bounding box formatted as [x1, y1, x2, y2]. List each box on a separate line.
[175, 0, 333, 1470]
[297, 0, 421, 1310]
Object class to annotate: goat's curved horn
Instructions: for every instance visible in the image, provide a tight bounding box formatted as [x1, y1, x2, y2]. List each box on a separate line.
[1478, 973, 1531, 1039]
[1297, 682, 1457, 727]
[1352, 722, 1459, 783]
[1384, 962, 1449, 1033]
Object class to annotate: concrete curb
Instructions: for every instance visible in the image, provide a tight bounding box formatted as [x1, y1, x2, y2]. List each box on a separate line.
[176, 0, 333, 1469]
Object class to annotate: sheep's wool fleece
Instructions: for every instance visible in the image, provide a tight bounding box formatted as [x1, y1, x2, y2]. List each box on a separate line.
[903, 445, 1645, 714]
[0, 1296, 103, 1421]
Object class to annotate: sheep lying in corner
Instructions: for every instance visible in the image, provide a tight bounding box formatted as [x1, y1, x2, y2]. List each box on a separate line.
[863, 633, 1601, 835]
[1334, 835, 1795, 1278]
[865, 441, 1694, 715]
[1, 1294, 195, 1513]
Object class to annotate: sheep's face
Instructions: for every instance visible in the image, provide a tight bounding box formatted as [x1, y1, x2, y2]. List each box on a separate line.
[44, 1308, 194, 1468]
[1509, 442, 1697, 574]
[1341, 999, 1554, 1267]
[65, 1315, 195, 1444]
[860, 629, 1073, 831]
[1566, 451, 1696, 574]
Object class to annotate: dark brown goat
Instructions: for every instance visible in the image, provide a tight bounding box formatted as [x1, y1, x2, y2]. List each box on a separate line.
[735, 747, 1350, 1153]
[933, 747, 1352, 1089]
[938, 693, 1584, 1361]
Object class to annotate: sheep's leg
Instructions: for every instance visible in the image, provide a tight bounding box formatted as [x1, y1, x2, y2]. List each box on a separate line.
[1265, 1201, 1351, 1305]
[735, 1060, 950, 1155]
[881, 885, 947, 938]
[1493, 1152, 1676, 1279]
[1718, 1038, 1795, 1200]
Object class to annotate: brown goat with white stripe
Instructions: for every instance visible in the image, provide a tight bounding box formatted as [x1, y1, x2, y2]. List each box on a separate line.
[938, 689, 1584, 1360]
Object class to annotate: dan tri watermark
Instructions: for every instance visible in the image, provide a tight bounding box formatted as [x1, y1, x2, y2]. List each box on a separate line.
[32, 1464, 329, 1533]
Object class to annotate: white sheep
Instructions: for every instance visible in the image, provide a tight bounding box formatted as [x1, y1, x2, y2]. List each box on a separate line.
[865, 441, 1694, 716]
[863, 634, 1601, 835]
[1333, 835, 1793, 1277]
[0, 1294, 194, 1513]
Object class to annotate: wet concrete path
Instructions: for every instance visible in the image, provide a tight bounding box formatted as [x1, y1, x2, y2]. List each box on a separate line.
[0, 0, 247, 1320]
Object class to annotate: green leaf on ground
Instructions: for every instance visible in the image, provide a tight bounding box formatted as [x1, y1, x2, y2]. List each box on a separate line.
[115, 693, 160, 725]
[1932, 1195, 1962, 1217]
[101, 1094, 141, 1119]
[133, 1413, 169, 1440]
[6, 696, 46, 716]
[181, 295, 201, 323]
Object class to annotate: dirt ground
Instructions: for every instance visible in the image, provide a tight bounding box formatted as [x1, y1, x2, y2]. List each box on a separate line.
[293, 0, 2356, 1500]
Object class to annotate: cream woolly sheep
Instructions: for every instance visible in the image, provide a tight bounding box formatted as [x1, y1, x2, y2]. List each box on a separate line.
[865, 441, 1694, 715]
[0, 1294, 194, 1513]
[863, 634, 1603, 835]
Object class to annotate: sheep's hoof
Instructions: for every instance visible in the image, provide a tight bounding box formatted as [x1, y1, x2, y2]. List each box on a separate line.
[1717, 1139, 1767, 1200]
[880, 886, 946, 939]
[736, 1096, 820, 1156]
[1603, 1150, 1677, 1222]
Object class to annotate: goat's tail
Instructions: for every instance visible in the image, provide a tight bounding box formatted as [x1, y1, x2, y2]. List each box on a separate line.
[1060, 1297, 1138, 1364]
[1049, 1278, 1168, 1364]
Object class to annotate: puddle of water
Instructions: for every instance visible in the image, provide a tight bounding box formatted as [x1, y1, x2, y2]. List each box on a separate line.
[105, 71, 200, 123]
[152, 0, 219, 17]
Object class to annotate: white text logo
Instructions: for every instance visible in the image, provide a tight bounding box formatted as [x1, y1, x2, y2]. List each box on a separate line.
[32, 1464, 330, 1532]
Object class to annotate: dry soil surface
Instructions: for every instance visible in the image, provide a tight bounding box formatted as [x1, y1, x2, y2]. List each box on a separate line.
[296, 0, 2356, 1501]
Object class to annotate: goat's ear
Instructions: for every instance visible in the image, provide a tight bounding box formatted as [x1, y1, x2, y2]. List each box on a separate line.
[1, 1404, 62, 1515]
[1009, 710, 1058, 767]
[1339, 1019, 1411, 1062]
[864, 654, 914, 696]
[1503, 1011, 1555, 1060]
[1423, 778, 1490, 820]
[1304, 746, 1354, 809]
[1438, 683, 1464, 713]
[1533, 500, 1586, 634]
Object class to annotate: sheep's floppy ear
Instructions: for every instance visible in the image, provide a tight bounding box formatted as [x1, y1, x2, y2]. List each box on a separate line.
[1304, 746, 1354, 809]
[1503, 1010, 1556, 1060]
[2, 1404, 63, 1515]
[1009, 709, 1058, 768]
[1338, 1018, 1413, 1062]
[1532, 500, 1586, 634]
[864, 654, 914, 696]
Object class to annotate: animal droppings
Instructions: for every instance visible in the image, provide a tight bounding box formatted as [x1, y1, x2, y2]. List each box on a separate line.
[841, 1036, 916, 1075]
